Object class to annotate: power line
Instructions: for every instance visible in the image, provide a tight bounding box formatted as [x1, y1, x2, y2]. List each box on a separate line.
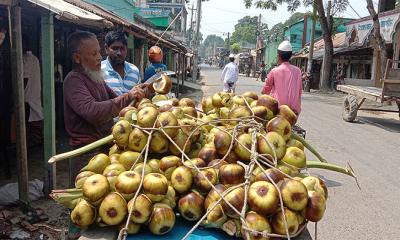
[348, 3, 362, 18]
[203, 23, 226, 33]
[203, 20, 239, 24]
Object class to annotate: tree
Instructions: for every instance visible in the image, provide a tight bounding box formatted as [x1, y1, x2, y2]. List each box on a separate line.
[366, 0, 387, 85]
[200, 34, 225, 58]
[244, 0, 349, 90]
[231, 43, 241, 54]
[203, 34, 225, 48]
[230, 16, 268, 45]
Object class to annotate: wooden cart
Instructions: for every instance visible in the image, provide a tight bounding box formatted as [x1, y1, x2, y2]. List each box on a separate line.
[337, 61, 400, 122]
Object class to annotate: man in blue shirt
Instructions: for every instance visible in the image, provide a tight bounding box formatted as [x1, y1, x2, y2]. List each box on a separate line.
[102, 30, 142, 95]
[143, 46, 168, 82]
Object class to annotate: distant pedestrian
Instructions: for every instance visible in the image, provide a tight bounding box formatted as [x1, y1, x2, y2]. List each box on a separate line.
[221, 54, 238, 93]
[259, 60, 267, 82]
[261, 40, 302, 115]
[144, 46, 168, 82]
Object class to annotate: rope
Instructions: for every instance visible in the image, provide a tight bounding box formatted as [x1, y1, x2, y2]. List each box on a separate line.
[118, 118, 159, 240]
[315, 222, 318, 240]
[111, 111, 308, 240]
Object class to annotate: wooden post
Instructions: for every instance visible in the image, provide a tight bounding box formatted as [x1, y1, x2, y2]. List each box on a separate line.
[176, 53, 181, 98]
[167, 49, 172, 70]
[41, 12, 56, 193]
[128, 34, 135, 63]
[10, 4, 29, 204]
[182, 55, 186, 89]
[143, 41, 148, 72]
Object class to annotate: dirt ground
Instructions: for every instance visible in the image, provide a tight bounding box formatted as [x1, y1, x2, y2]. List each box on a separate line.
[0, 130, 72, 239]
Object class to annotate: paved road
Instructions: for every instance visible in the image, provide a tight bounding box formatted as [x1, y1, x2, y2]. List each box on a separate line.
[198, 65, 400, 240]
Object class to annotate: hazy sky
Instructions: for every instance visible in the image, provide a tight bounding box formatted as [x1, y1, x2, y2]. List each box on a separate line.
[186, 0, 374, 38]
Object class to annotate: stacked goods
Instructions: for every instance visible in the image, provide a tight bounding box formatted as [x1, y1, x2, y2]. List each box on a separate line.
[50, 91, 357, 240]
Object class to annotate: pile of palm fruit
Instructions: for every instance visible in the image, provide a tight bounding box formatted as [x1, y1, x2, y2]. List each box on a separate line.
[50, 91, 356, 240]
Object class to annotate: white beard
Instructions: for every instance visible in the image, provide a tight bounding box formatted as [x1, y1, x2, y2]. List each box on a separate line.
[82, 65, 104, 84]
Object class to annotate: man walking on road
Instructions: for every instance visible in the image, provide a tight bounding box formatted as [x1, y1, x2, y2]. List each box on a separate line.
[261, 40, 302, 115]
[221, 54, 239, 93]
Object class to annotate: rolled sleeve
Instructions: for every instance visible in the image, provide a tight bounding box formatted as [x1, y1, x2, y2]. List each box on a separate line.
[262, 71, 274, 94]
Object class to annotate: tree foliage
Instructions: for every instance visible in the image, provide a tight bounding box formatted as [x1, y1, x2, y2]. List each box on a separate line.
[244, 0, 348, 13]
[230, 16, 268, 45]
[203, 34, 225, 48]
[200, 34, 225, 58]
[231, 43, 241, 54]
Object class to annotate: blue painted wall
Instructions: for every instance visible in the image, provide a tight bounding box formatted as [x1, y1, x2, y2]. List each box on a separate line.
[284, 17, 352, 52]
[264, 17, 352, 66]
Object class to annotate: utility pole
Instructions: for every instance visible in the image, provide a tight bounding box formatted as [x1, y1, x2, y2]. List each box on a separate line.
[224, 32, 230, 50]
[193, 0, 202, 81]
[255, 14, 261, 77]
[306, 1, 317, 92]
[188, 3, 195, 48]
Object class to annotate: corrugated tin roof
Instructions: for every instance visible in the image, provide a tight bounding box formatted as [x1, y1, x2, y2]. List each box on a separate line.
[27, 0, 110, 27]
[313, 32, 347, 50]
[64, 0, 184, 51]
[293, 32, 348, 59]
[64, 0, 131, 27]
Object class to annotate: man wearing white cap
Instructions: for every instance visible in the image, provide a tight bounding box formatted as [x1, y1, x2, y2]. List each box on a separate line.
[261, 40, 302, 115]
[221, 54, 239, 93]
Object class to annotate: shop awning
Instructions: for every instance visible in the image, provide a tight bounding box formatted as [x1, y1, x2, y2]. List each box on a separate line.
[27, 0, 112, 27]
[65, 0, 182, 52]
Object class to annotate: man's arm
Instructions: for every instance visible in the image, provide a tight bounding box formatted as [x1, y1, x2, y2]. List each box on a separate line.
[64, 76, 134, 125]
[261, 71, 274, 94]
[234, 66, 239, 83]
[221, 65, 228, 81]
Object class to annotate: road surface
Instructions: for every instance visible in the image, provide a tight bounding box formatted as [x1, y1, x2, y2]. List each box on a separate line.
[196, 64, 400, 240]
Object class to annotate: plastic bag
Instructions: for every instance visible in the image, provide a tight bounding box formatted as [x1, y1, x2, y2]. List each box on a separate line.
[0, 179, 44, 206]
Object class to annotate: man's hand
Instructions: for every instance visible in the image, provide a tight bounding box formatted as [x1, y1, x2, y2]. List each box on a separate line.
[141, 83, 155, 96]
[129, 84, 146, 101]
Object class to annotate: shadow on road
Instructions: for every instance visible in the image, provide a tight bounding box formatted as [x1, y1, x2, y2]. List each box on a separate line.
[318, 175, 343, 188]
[356, 116, 400, 133]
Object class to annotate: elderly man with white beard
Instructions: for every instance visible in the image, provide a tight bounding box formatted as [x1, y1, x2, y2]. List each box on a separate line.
[63, 31, 150, 239]
[63, 31, 147, 146]
[63, 31, 149, 182]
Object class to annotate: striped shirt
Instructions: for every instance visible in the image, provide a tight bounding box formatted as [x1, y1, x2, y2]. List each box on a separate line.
[101, 58, 141, 96]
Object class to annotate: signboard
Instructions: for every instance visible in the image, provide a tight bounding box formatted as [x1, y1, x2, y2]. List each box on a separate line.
[138, 8, 171, 18]
[346, 11, 400, 45]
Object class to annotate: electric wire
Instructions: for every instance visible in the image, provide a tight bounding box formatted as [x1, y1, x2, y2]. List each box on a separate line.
[348, 3, 362, 18]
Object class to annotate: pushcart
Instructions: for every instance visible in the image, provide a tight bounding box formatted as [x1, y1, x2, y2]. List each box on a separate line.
[337, 60, 400, 122]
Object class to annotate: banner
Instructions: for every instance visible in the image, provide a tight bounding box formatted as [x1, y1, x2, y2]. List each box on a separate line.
[345, 11, 400, 45]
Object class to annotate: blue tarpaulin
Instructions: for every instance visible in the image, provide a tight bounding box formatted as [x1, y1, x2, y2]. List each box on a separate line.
[127, 217, 239, 240]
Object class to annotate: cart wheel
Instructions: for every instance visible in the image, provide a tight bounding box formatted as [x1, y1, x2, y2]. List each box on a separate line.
[342, 95, 358, 122]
